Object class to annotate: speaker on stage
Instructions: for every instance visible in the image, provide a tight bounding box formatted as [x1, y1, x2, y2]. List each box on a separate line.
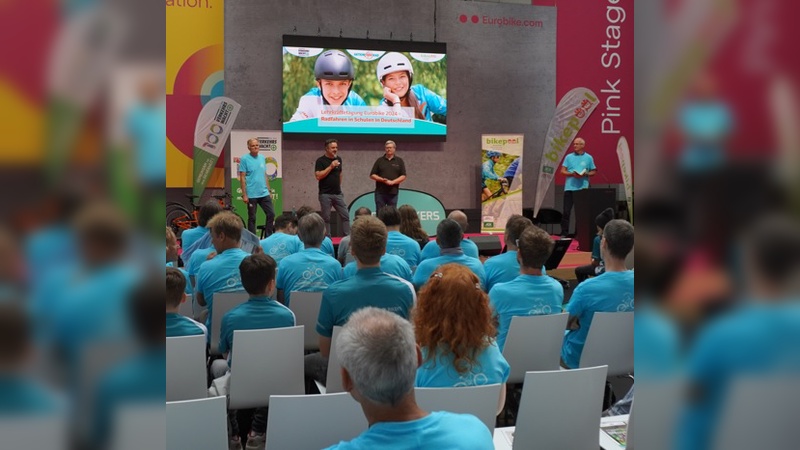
[469, 235, 503, 257]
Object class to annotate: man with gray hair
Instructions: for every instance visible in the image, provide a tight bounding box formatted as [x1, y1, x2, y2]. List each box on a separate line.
[369, 140, 406, 210]
[276, 212, 342, 307]
[324, 307, 494, 450]
[412, 218, 486, 290]
[419, 210, 480, 261]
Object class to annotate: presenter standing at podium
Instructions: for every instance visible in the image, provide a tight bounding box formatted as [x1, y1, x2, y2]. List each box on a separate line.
[370, 140, 407, 210]
[560, 137, 596, 236]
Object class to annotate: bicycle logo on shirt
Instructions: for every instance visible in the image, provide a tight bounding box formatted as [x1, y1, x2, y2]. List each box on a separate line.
[617, 293, 634, 312]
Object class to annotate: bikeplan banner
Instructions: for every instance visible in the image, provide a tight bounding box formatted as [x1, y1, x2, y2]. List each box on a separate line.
[481, 134, 524, 233]
[192, 97, 241, 201]
[533, 88, 600, 218]
[230, 130, 284, 224]
[616, 136, 633, 223]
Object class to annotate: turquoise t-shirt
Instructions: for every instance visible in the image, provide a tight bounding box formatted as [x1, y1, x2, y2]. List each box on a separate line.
[179, 226, 207, 253]
[186, 247, 216, 277]
[165, 262, 193, 295]
[420, 239, 480, 261]
[561, 270, 634, 368]
[416, 341, 510, 388]
[276, 248, 342, 307]
[0, 376, 62, 415]
[292, 235, 336, 258]
[316, 267, 415, 338]
[343, 254, 412, 283]
[562, 152, 596, 191]
[238, 153, 269, 198]
[218, 296, 296, 359]
[483, 251, 519, 292]
[260, 232, 298, 264]
[386, 231, 421, 270]
[489, 274, 564, 351]
[166, 312, 206, 338]
[127, 102, 166, 184]
[195, 247, 250, 330]
[324, 411, 493, 450]
[413, 254, 486, 291]
[590, 235, 602, 261]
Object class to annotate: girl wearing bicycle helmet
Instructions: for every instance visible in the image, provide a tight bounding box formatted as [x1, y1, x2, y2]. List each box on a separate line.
[377, 52, 447, 122]
[290, 50, 366, 121]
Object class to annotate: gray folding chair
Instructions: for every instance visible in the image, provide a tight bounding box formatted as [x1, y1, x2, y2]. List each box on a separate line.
[513, 366, 608, 449]
[209, 292, 249, 355]
[579, 312, 634, 377]
[166, 335, 207, 401]
[502, 313, 569, 384]
[0, 412, 67, 450]
[228, 326, 305, 409]
[289, 291, 324, 351]
[111, 404, 166, 450]
[415, 384, 503, 433]
[166, 396, 228, 450]
[266, 392, 368, 450]
[316, 326, 344, 394]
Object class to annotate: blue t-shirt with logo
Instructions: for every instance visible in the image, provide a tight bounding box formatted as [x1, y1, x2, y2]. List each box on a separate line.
[483, 251, 520, 292]
[416, 341, 510, 388]
[187, 247, 216, 277]
[489, 274, 564, 351]
[179, 226, 207, 253]
[386, 231, 421, 270]
[562, 152, 596, 191]
[238, 153, 269, 199]
[420, 239, 480, 261]
[195, 247, 250, 330]
[276, 248, 342, 307]
[218, 296, 296, 360]
[316, 267, 415, 338]
[561, 270, 634, 368]
[260, 232, 298, 264]
[343, 254, 412, 283]
[413, 254, 486, 291]
[292, 235, 335, 259]
[166, 312, 207, 338]
[324, 411, 493, 450]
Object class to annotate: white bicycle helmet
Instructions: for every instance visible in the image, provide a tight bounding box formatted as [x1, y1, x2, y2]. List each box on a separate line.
[376, 52, 414, 83]
[315, 50, 355, 80]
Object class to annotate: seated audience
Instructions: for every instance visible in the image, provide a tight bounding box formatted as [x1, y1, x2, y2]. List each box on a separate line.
[180, 200, 224, 252]
[378, 205, 421, 270]
[399, 204, 429, 250]
[420, 210, 479, 261]
[293, 206, 336, 258]
[324, 307, 494, 450]
[337, 207, 372, 266]
[413, 219, 486, 290]
[343, 253, 412, 283]
[166, 227, 192, 296]
[165, 267, 206, 338]
[482, 215, 534, 291]
[259, 213, 298, 264]
[574, 207, 614, 283]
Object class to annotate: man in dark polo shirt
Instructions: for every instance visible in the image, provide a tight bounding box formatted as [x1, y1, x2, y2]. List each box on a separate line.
[314, 138, 350, 236]
[369, 140, 407, 210]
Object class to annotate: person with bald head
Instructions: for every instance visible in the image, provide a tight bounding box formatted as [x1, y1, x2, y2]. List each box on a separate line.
[559, 137, 596, 236]
[419, 210, 479, 262]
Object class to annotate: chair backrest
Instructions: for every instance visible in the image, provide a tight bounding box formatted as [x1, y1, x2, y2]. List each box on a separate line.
[514, 366, 608, 450]
[166, 335, 207, 401]
[166, 396, 228, 450]
[324, 326, 345, 393]
[209, 292, 249, 355]
[178, 294, 194, 317]
[415, 384, 503, 433]
[228, 326, 305, 409]
[579, 312, 634, 376]
[289, 291, 324, 351]
[627, 380, 682, 450]
[503, 313, 569, 384]
[266, 393, 368, 450]
[110, 404, 166, 450]
[626, 402, 635, 450]
[0, 413, 67, 450]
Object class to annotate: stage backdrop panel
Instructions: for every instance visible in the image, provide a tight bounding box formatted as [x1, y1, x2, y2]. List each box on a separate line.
[225, 0, 556, 211]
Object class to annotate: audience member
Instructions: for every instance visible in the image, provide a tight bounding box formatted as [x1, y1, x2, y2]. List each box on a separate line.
[378, 205, 421, 270]
[420, 210, 479, 261]
[324, 307, 494, 449]
[337, 207, 371, 265]
[308, 216, 416, 385]
[293, 206, 336, 258]
[166, 227, 192, 295]
[259, 213, 298, 264]
[413, 219, 486, 290]
[343, 253, 412, 283]
[562, 219, 635, 369]
[414, 264, 509, 414]
[483, 215, 533, 291]
[165, 267, 206, 337]
[276, 212, 342, 306]
[574, 207, 614, 283]
[399, 204, 429, 250]
[180, 200, 224, 252]
[489, 226, 563, 351]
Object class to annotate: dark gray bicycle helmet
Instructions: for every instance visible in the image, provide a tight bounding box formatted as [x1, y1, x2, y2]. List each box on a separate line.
[314, 50, 355, 80]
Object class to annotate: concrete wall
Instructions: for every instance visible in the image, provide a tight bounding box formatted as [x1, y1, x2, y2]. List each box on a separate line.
[225, 0, 557, 211]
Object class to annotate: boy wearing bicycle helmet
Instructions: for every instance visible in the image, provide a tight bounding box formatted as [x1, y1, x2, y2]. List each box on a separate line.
[289, 50, 366, 122]
[481, 151, 502, 201]
[377, 52, 447, 122]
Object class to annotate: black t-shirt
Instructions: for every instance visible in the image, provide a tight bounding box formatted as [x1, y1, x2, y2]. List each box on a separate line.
[315, 155, 343, 195]
[370, 156, 406, 195]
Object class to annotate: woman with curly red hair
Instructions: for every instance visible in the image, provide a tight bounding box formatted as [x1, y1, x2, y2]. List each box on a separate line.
[413, 263, 509, 414]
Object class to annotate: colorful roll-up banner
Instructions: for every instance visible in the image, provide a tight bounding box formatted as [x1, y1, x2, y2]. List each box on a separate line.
[481, 134, 524, 233]
[192, 96, 241, 202]
[616, 136, 633, 223]
[533, 88, 600, 218]
[230, 130, 284, 222]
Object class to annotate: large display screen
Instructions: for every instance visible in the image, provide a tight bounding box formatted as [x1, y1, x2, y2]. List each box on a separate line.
[282, 35, 447, 139]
